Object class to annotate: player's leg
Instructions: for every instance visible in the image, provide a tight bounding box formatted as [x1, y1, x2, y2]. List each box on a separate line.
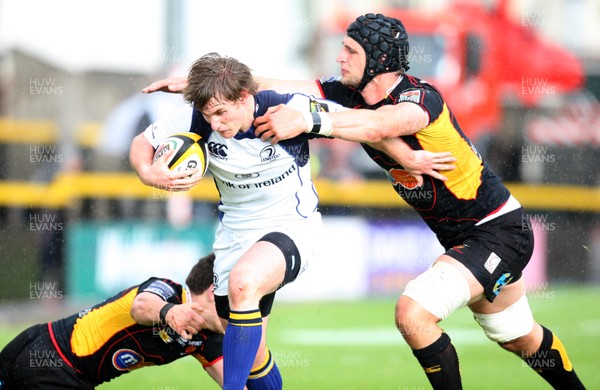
[0, 325, 32, 389]
[246, 311, 283, 390]
[470, 277, 586, 389]
[246, 323, 282, 390]
[214, 294, 282, 389]
[223, 232, 300, 390]
[397, 255, 480, 390]
[247, 347, 282, 390]
[0, 323, 92, 389]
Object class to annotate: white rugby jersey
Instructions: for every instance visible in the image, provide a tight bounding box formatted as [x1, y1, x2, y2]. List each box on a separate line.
[144, 90, 344, 230]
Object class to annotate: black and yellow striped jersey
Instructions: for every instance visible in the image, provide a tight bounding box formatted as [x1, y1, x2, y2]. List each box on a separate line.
[49, 278, 223, 386]
[318, 75, 510, 247]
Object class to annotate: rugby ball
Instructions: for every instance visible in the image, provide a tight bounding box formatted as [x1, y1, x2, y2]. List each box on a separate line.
[153, 132, 209, 178]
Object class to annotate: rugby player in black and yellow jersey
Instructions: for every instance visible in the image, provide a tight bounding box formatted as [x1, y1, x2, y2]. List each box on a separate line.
[249, 13, 586, 390]
[0, 253, 226, 389]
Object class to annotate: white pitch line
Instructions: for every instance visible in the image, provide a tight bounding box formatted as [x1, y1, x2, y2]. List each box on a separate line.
[278, 327, 489, 347]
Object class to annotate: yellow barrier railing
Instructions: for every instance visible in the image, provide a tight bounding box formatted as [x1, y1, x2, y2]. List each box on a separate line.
[0, 118, 101, 147]
[1, 118, 599, 211]
[0, 172, 598, 212]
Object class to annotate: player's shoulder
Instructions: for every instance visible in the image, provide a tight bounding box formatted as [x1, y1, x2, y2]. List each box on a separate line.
[399, 75, 442, 96]
[145, 104, 195, 147]
[395, 74, 444, 106]
[254, 90, 294, 114]
[317, 76, 363, 108]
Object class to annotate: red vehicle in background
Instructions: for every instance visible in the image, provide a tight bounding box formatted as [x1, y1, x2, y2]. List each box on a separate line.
[313, 1, 585, 146]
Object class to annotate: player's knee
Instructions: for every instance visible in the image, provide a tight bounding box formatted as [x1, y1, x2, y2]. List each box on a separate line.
[228, 269, 260, 304]
[498, 334, 532, 354]
[395, 295, 412, 328]
[395, 296, 432, 337]
[473, 295, 534, 345]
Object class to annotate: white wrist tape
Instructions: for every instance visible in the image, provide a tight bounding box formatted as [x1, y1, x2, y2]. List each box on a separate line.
[301, 110, 314, 132]
[304, 112, 333, 137]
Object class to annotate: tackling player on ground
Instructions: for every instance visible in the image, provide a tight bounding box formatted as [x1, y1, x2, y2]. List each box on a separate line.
[0, 253, 226, 389]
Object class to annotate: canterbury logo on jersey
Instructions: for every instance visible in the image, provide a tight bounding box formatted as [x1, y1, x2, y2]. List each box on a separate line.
[207, 142, 228, 159]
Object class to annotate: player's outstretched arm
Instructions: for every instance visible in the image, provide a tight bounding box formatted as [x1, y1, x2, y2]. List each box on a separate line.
[256, 76, 322, 96]
[370, 138, 456, 185]
[255, 101, 427, 143]
[142, 76, 188, 94]
[129, 133, 200, 191]
[254, 103, 455, 183]
[142, 74, 321, 96]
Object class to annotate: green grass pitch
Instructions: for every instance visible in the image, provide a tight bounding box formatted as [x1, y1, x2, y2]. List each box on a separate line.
[1, 285, 598, 389]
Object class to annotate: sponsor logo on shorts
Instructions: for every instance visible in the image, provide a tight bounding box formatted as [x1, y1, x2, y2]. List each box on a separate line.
[492, 272, 513, 296]
[112, 349, 144, 371]
[484, 252, 501, 274]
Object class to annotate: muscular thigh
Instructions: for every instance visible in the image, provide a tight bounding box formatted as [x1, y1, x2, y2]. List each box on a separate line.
[468, 276, 527, 314]
[231, 240, 287, 295]
[213, 215, 321, 297]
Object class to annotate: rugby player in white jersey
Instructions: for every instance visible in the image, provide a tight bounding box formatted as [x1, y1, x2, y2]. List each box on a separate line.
[130, 52, 352, 390]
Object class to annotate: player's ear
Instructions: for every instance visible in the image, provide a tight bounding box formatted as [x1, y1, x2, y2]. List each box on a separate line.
[239, 89, 251, 103]
[207, 285, 216, 303]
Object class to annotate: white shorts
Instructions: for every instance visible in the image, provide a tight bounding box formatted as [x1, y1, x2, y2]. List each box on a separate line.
[212, 212, 322, 296]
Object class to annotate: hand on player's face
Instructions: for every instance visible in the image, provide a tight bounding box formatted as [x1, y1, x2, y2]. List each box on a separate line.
[254, 104, 307, 144]
[149, 147, 201, 192]
[166, 302, 208, 340]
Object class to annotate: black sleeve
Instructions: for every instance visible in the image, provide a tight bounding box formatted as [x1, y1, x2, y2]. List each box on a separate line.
[395, 86, 444, 125]
[317, 77, 363, 108]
